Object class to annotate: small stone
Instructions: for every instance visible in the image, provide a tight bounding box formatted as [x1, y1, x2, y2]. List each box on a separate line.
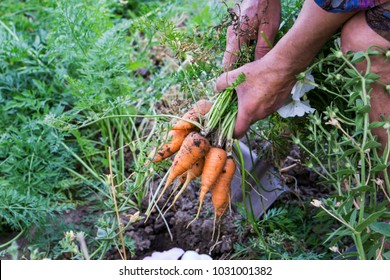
[143, 247, 184, 260]
[181, 250, 212, 260]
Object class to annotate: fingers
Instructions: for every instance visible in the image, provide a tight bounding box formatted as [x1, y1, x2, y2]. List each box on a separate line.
[214, 68, 252, 139]
[255, 24, 277, 60]
[222, 0, 260, 70]
[233, 105, 252, 139]
[254, 29, 272, 60]
[214, 67, 250, 138]
[254, 28, 275, 60]
[254, 44, 271, 61]
[254, 0, 281, 60]
[222, 26, 239, 69]
[214, 69, 240, 93]
[222, 26, 251, 70]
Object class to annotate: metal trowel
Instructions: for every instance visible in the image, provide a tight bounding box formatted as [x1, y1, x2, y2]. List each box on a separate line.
[231, 141, 288, 217]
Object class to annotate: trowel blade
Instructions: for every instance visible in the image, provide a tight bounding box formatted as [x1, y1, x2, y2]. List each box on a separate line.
[231, 141, 287, 217]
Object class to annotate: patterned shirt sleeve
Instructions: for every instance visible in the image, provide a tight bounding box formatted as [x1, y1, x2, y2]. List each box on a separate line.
[314, 0, 386, 12]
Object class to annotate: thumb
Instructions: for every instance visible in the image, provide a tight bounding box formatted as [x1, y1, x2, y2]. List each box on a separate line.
[214, 69, 240, 93]
[233, 101, 252, 139]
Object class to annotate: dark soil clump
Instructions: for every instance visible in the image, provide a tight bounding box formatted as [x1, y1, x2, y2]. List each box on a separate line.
[122, 179, 243, 260]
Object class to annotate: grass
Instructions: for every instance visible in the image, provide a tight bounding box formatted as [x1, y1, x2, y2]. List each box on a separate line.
[0, 0, 389, 260]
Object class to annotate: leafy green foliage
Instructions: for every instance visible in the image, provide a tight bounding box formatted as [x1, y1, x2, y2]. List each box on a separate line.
[0, 0, 78, 233]
[233, 204, 328, 260]
[0, 0, 156, 244]
[294, 47, 390, 259]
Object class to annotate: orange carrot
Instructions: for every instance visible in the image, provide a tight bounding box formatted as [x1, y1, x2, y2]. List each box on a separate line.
[189, 158, 205, 179]
[151, 129, 191, 163]
[195, 147, 227, 218]
[211, 157, 236, 217]
[164, 158, 205, 214]
[210, 157, 235, 241]
[178, 172, 188, 184]
[154, 132, 210, 207]
[173, 157, 204, 200]
[172, 99, 213, 130]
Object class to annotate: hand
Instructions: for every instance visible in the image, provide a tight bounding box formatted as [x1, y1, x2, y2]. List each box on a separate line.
[216, 53, 296, 139]
[223, 0, 281, 69]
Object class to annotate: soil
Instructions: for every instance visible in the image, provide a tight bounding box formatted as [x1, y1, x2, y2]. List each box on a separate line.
[280, 146, 333, 200]
[0, 179, 244, 260]
[108, 179, 244, 260]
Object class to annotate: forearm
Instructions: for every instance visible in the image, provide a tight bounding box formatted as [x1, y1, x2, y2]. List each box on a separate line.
[271, 0, 357, 75]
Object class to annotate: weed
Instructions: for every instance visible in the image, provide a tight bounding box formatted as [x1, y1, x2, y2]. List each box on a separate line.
[292, 46, 390, 260]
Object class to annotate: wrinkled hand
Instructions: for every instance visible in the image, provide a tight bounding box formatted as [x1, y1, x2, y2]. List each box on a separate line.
[223, 0, 281, 69]
[220, 0, 285, 139]
[216, 54, 296, 139]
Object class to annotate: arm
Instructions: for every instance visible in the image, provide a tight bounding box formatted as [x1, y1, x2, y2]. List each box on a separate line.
[272, 0, 357, 74]
[216, 0, 359, 138]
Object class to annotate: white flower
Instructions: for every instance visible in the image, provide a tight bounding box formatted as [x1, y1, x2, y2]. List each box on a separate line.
[277, 100, 315, 118]
[329, 245, 340, 253]
[277, 71, 316, 118]
[291, 72, 315, 101]
[310, 199, 323, 208]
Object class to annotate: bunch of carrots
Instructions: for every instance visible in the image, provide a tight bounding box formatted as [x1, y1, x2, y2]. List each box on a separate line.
[146, 74, 246, 233]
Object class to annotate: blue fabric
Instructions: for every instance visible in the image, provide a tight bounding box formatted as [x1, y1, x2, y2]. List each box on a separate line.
[314, 0, 378, 12]
[314, 1, 390, 41]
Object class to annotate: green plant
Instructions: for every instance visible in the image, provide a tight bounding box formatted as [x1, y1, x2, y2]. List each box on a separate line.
[0, 0, 161, 257]
[0, 0, 77, 235]
[232, 203, 328, 260]
[294, 47, 390, 260]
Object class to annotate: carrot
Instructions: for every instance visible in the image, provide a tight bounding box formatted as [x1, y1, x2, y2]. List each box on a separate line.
[151, 129, 191, 163]
[211, 157, 236, 217]
[154, 132, 210, 209]
[173, 157, 204, 201]
[172, 99, 213, 130]
[178, 172, 188, 184]
[210, 157, 235, 241]
[189, 158, 205, 180]
[159, 175, 185, 215]
[163, 158, 205, 215]
[195, 147, 227, 219]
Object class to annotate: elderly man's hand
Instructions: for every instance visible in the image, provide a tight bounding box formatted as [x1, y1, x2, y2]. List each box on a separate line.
[222, 0, 281, 69]
[216, 54, 296, 139]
